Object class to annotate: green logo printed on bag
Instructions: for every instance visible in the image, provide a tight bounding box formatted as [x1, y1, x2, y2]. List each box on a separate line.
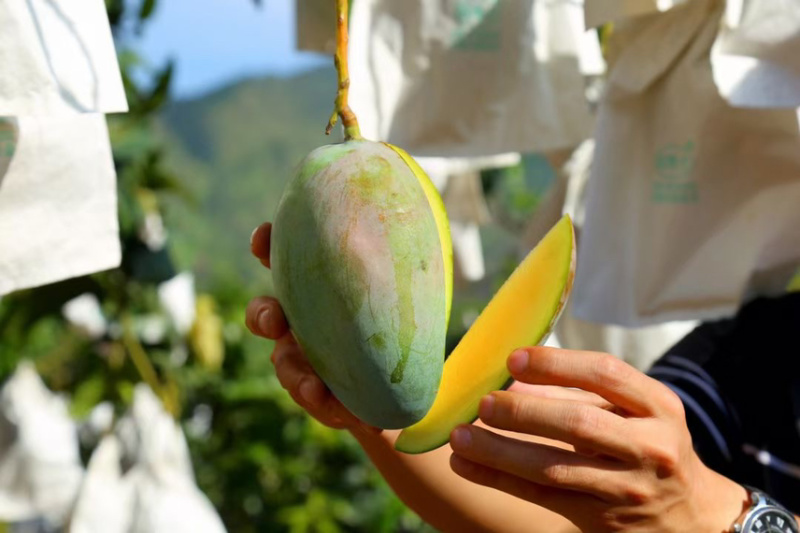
[452, 0, 501, 51]
[652, 141, 697, 204]
[0, 120, 16, 160]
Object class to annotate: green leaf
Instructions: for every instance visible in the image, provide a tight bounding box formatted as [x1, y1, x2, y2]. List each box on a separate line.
[105, 0, 125, 28]
[70, 374, 106, 418]
[144, 61, 174, 114]
[139, 0, 156, 21]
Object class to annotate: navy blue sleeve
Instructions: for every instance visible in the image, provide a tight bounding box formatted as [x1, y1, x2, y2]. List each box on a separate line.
[647, 294, 800, 514]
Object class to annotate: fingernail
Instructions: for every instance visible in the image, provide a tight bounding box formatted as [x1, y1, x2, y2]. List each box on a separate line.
[257, 307, 271, 334]
[479, 395, 494, 420]
[250, 227, 258, 246]
[508, 349, 529, 375]
[451, 427, 471, 450]
[299, 378, 317, 406]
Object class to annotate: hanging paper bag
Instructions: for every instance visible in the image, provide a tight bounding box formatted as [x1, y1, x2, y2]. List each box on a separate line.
[348, 0, 594, 158]
[573, 0, 800, 326]
[0, 0, 127, 116]
[0, 115, 120, 295]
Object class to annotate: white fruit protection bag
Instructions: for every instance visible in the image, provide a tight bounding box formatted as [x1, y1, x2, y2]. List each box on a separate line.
[69, 386, 227, 533]
[0, 0, 127, 117]
[573, 0, 800, 327]
[346, 0, 593, 158]
[0, 363, 84, 528]
[296, 0, 337, 54]
[0, 0, 127, 295]
[0, 115, 121, 295]
[712, 0, 800, 108]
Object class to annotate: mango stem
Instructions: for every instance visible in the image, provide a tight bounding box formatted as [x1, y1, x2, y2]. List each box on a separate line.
[325, 0, 362, 140]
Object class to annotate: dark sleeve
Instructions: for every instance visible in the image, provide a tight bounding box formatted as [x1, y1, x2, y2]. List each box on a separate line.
[647, 293, 800, 514]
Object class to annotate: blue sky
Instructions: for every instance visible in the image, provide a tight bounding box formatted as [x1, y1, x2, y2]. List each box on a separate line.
[135, 0, 328, 99]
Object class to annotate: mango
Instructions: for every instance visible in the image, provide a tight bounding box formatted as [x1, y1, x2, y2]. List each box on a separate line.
[271, 139, 453, 429]
[395, 215, 576, 453]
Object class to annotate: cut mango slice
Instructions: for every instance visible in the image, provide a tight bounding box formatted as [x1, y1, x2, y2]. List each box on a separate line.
[394, 215, 576, 454]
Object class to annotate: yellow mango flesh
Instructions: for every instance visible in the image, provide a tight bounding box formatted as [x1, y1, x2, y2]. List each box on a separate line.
[394, 215, 576, 454]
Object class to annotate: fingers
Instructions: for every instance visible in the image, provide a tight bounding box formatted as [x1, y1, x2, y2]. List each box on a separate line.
[272, 342, 345, 427]
[506, 382, 615, 411]
[246, 296, 290, 340]
[271, 338, 371, 431]
[508, 347, 674, 417]
[449, 454, 600, 520]
[479, 392, 638, 461]
[272, 340, 315, 404]
[450, 425, 633, 502]
[250, 222, 271, 268]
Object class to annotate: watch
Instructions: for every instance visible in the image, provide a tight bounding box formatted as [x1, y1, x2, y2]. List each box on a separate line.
[732, 486, 799, 533]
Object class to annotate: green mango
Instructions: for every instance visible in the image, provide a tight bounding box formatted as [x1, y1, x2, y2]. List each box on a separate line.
[271, 140, 452, 429]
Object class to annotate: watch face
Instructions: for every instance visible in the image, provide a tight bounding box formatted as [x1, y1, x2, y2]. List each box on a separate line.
[746, 508, 799, 533]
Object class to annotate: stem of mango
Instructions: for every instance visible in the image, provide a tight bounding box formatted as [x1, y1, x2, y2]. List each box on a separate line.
[325, 0, 362, 140]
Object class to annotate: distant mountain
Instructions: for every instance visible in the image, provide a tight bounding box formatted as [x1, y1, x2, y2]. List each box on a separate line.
[157, 67, 337, 295]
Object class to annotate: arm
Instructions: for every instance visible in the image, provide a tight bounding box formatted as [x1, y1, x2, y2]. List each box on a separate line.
[351, 426, 578, 533]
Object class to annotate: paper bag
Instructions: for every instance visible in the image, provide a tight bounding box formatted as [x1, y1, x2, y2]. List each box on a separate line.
[70, 386, 226, 533]
[122, 385, 225, 533]
[296, 0, 337, 54]
[584, 0, 689, 29]
[68, 437, 134, 533]
[712, 0, 800, 108]
[0, 363, 83, 527]
[348, 0, 594, 158]
[585, 0, 800, 109]
[0, 114, 121, 295]
[573, 0, 800, 327]
[0, 0, 127, 116]
[441, 171, 491, 282]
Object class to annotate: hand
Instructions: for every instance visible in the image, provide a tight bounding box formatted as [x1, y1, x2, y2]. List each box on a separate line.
[246, 222, 379, 435]
[449, 346, 749, 532]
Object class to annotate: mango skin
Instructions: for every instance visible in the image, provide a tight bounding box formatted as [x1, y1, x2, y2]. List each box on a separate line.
[270, 140, 447, 429]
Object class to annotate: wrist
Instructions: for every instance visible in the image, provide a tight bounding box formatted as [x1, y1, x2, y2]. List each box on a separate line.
[696, 464, 749, 533]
